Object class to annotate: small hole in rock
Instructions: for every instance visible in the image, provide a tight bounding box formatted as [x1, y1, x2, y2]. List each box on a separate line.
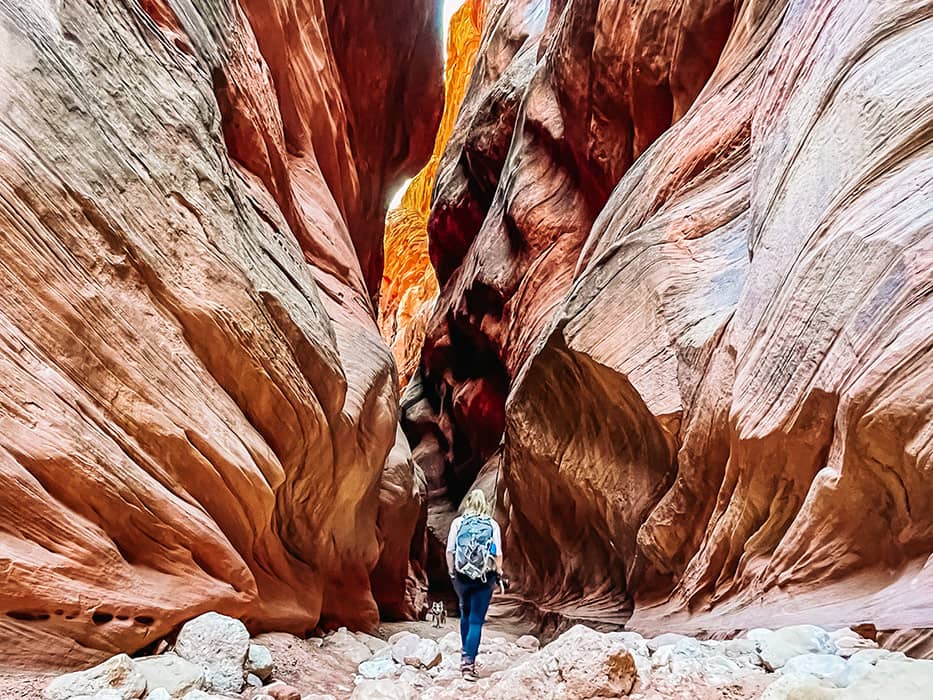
[92, 612, 114, 625]
[116, 614, 129, 621]
[7, 611, 50, 621]
[135, 615, 154, 625]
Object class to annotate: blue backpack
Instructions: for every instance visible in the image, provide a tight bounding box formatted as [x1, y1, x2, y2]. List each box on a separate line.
[454, 515, 495, 581]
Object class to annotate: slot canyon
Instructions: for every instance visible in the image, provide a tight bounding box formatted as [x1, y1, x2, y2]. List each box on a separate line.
[0, 0, 931, 698]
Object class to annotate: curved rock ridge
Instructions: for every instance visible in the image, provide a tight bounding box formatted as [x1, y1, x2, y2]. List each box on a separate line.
[380, 0, 487, 388]
[409, 0, 933, 634]
[0, 0, 441, 667]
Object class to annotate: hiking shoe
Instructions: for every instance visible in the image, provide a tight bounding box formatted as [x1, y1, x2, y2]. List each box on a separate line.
[462, 663, 478, 682]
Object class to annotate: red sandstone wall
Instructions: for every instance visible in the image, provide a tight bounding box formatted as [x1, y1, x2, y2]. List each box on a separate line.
[0, 0, 441, 667]
[408, 0, 933, 636]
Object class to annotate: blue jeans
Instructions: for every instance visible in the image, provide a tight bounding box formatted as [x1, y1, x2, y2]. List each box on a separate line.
[451, 572, 497, 663]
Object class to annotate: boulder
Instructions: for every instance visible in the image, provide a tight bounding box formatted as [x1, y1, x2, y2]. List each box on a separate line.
[763, 658, 933, 698]
[486, 625, 638, 699]
[779, 654, 847, 680]
[358, 656, 399, 679]
[44, 654, 147, 700]
[402, 639, 441, 669]
[246, 643, 274, 681]
[135, 653, 204, 698]
[828, 628, 877, 657]
[606, 632, 647, 657]
[437, 632, 461, 655]
[174, 612, 249, 695]
[245, 673, 262, 688]
[758, 626, 836, 671]
[349, 679, 417, 700]
[355, 632, 390, 654]
[327, 629, 373, 665]
[648, 633, 690, 652]
[515, 635, 540, 651]
[146, 691, 172, 700]
[390, 633, 422, 664]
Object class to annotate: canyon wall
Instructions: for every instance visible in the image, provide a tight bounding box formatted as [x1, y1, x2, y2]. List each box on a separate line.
[0, 0, 441, 667]
[409, 0, 933, 636]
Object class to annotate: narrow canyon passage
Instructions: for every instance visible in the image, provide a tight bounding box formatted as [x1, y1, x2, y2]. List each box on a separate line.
[0, 0, 932, 696]
[381, 0, 933, 648]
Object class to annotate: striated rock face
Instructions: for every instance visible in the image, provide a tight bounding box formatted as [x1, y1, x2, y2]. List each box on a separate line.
[380, 0, 487, 388]
[410, 0, 933, 635]
[0, 0, 441, 667]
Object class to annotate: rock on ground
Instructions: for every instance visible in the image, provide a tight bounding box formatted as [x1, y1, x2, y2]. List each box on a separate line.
[245, 644, 274, 681]
[134, 653, 204, 698]
[174, 613, 249, 694]
[43, 654, 146, 700]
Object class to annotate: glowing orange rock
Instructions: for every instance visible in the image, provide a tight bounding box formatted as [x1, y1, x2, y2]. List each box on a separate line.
[380, 0, 486, 386]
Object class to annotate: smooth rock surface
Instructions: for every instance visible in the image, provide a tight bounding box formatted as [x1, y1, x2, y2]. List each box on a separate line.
[758, 626, 837, 672]
[174, 613, 248, 694]
[245, 644, 273, 681]
[134, 653, 204, 698]
[44, 655, 146, 700]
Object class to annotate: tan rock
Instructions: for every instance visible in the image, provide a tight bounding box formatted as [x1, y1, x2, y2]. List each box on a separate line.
[44, 655, 146, 700]
[135, 653, 204, 698]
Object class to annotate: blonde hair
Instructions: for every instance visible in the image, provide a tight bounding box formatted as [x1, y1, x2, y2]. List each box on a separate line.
[461, 489, 492, 517]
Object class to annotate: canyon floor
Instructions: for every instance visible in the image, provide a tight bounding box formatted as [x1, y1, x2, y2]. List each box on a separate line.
[8, 605, 933, 699]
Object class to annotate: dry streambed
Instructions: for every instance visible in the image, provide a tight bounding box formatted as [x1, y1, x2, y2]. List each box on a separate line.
[29, 613, 933, 699]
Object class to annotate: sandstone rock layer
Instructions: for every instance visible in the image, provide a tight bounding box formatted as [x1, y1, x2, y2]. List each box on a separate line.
[0, 0, 441, 667]
[408, 0, 933, 635]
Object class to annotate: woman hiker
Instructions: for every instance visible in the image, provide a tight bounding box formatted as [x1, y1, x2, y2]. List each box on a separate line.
[446, 489, 504, 681]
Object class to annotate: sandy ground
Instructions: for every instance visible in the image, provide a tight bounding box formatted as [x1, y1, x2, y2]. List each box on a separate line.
[0, 668, 55, 700]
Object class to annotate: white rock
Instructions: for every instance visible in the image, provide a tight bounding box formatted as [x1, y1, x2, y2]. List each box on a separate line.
[832, 648, 902, 687]
[397, 668, 428, 687]
[721, 638, 762, 665]
[745, 628, 775, 642]
[760, 673, 832, 699]
[146, 690, 172, 700]
[327, 629, 373, 665]
[758, 625, 836, 671]
[245, 673, 262, 688]
[135, 653, 204, 698]
[406, 638, 441, 669]
[174, 612, 249, 695]
[246, 643, 274, 680]
[476, 649, 511, 675]
[648, 632, 690, 652]
[606, 631, 648, 656]
[390, 632, 422, 664]
[485, 625, 638, 699]
[515, 635, 540, 651]
[356, 633, 389, 654]
[437, 631, 461, 655]
[45, 654, 147, 700]
[349, 679, 416, 700]
[71, 693, 128, 700]
[387, 631, 411, 646]
[780, 653, 847, 681]
[828, 628, 877, 657]
[764, 658, 933, 698]
[357, 655, 399, 679]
